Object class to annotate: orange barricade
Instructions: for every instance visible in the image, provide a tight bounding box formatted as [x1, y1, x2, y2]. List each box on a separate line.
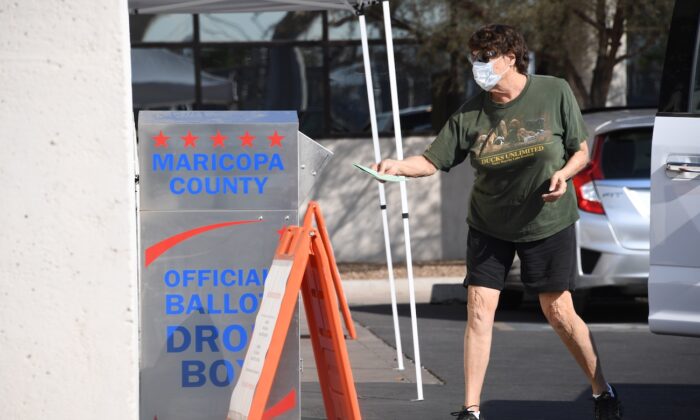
[228, 202, 361, 420]
[303, 201, 357, 340]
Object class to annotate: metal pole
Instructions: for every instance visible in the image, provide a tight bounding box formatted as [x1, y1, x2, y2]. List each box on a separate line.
[382, 0, 423, 400]
[358, 12, 405, 371]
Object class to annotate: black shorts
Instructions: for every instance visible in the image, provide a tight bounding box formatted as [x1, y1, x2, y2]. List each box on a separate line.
[464, 224, 577, 294]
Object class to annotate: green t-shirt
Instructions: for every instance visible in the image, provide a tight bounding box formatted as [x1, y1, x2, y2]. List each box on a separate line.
[423, 74, 588, 242]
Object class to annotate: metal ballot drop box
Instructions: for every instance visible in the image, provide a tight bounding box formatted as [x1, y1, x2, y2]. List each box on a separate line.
[137, 111, 331, 420]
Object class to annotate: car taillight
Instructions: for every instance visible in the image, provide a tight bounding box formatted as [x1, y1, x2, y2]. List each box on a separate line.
[572, 135, 605, 214]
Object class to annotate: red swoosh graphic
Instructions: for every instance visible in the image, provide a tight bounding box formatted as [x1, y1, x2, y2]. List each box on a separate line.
[262, 388, 297, 420]
[145, 220, 260, 267]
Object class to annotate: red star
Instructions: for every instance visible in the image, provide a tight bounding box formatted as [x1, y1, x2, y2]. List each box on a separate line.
[268, 130, 284, 147]
[239, 131, 256, 148]
[152, 131, 170, 148]
[210, 130, 228, 148]
[181, 130, 199, 148]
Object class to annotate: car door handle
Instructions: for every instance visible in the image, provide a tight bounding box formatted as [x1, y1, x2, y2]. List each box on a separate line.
[666, 156, 700, 179]
[666, 162, 700, 173]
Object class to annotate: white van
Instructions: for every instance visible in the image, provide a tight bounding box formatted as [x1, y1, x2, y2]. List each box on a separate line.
[648, 0, 700, 336]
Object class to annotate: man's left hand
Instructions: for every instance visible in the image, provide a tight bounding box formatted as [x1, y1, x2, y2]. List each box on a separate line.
[542, 171, 567, 202]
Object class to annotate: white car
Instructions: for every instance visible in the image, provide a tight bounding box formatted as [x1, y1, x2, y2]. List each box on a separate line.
[573, 109, 654, 308]
[648, 0, 700, 337]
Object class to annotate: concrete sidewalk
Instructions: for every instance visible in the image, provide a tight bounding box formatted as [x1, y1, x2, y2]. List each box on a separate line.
[339, 277, 467, 306]
[299, 278, 455, 419]
[299, 305, 446, 420]
[299, 309, 441, 386]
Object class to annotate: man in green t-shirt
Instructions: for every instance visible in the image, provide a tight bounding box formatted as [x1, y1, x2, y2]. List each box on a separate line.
[371, 24, 622, 420]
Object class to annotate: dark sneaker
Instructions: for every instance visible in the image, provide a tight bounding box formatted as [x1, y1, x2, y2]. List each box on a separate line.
[593, 384, 623, 419]
[450, 406, 483, 420]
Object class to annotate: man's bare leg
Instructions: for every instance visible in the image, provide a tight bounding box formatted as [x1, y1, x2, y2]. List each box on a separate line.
[464, 285, 501, 409]
[539, 291, 608, 394]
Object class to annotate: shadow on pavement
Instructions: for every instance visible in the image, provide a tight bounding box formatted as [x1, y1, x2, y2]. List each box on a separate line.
[483, 383, 700, 420]
[350, 299, 650, 325]
[306, 382, 700, 419]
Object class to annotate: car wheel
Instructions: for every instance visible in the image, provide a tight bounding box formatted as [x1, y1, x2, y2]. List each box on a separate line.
[572, 289, 590, 315]
[498, 290, 524, 310]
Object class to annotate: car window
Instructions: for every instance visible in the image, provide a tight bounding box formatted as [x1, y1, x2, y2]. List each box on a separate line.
[601, 128, 652, 179]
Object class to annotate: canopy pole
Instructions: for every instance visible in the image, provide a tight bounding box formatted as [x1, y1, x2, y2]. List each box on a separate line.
[382, 0, 423, 401]
[357, 12, 405, 371]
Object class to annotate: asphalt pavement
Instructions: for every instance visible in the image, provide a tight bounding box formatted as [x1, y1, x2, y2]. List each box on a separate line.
[301, 296, 700, 420]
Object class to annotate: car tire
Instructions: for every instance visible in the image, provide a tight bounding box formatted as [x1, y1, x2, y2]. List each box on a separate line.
[572, 289, 590, 315]
[498, 290, 524, 310]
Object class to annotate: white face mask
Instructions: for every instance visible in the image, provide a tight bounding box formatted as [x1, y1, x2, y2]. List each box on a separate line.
[472, 58, 510, 91]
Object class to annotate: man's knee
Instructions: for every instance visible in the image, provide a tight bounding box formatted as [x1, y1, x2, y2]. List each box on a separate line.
[467, 287, 498, 327]
[542, 298, 575, 337]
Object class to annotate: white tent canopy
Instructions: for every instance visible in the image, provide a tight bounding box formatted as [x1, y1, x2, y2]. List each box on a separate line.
[129, 0, 365, 14]
[128, 0, 425, 402]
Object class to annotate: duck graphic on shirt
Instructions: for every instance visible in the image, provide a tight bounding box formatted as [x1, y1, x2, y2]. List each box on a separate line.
[473, 116, 552, 157]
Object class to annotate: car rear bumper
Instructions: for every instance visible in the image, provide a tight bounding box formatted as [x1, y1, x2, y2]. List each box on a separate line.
[576, 253, 648, 293]
[575, 212, 649, 294]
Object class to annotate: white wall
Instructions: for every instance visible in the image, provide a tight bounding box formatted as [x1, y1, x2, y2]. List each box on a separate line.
[310, 136, 474, 263]
[0, 1, 138, 419]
